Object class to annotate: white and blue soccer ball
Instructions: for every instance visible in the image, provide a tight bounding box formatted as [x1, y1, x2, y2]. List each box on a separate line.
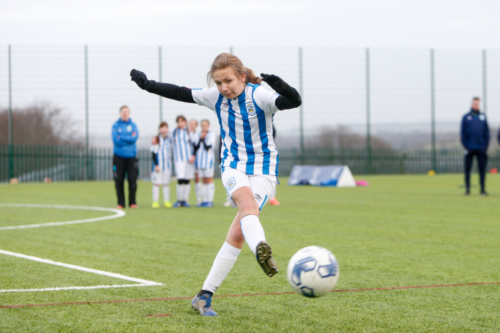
[287, 246, 340, 298]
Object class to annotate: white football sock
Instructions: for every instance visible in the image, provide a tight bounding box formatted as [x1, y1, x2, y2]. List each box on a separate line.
[202, 242, 241, 293]
[208, 183, 215, 202]
[240, 215, 266, 255]
[176, 183, 182, 202]
[162, 185, 170, 202]
[183, 184, 191, 202]
[271, 186, 277, 200]
[152, 185, 160, 202]
[202, 184, 209, 203]
[195, 182, 202, 204]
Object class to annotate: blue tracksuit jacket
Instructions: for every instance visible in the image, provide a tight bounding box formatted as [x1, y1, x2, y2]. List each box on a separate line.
[460, 110, 489, 150]
[112, 118, 139, 158]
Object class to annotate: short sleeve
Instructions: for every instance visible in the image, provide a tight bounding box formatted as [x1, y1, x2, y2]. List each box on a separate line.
[150, 144, 159, 153]
[206, 132, 216, 146]
[253, 86, 280, 114]
[190, 132, 200, 145]
[191, 88, 221, 111]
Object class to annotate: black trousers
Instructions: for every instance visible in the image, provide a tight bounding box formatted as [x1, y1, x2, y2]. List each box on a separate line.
[113, 155, 139, 207]
[464, 149, 487, 192]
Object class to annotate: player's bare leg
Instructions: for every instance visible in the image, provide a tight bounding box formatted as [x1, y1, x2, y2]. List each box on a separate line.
[192, 186, 277, 316]
[192, 212, 243, 316]
[230, 186, 278, 277]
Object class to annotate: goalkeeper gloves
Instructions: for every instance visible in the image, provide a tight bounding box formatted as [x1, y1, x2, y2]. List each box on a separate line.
[130, 69, 149, 90]
[260, 73, 291, 95]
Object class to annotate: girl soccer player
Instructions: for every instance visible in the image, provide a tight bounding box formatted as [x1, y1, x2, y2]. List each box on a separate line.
[172, 115, 196, 207]
[151, 122, 173, 208]
[195, 119, 216, 207]
[130, 52, 301, 316]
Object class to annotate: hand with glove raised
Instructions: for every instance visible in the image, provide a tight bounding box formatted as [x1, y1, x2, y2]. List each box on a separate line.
[260, 73, 290, 95]
[261, 73, 302, 110]
[130, 69, 149, 90]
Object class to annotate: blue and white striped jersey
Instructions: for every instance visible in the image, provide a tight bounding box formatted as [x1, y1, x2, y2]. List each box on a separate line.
[172, 128, 194, 163]
[196, 131, 216, 170]
[189, 131, 200, 154]
[192, 83, 280, 176]
[151, 135, 173, 171]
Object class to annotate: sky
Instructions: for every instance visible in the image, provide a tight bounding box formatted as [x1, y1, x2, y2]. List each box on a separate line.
[1, 0, 500, 48]
[1, 0, 499, 146]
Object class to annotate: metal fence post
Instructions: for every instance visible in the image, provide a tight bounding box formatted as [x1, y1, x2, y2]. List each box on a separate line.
[159, 46, 163, 121]
[299, 47, 304, 161]
[430, 49, 437, 172]
[229, 46, 233, 54]
[482, 49, 487, 114]
[8, 45, 14, 180]
[365, 48, 372, 174]
[84, 45, 90, 180]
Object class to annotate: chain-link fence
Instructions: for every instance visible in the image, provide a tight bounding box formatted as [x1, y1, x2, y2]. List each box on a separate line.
[1, 46, 499, 181]
[2, 145, 500, 183]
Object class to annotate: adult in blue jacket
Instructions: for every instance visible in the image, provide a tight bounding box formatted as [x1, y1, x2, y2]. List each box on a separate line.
[112, 106, 139, 208]
[461, 97, 489, 195]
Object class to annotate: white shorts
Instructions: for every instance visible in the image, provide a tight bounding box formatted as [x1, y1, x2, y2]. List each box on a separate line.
[221, 168, 276, 210]
[151, 170, 171, 185]
[175, 161, 195, 180]
[197, 168, 214, 179]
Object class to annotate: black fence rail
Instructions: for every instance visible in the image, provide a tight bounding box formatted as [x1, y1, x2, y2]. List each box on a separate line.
[279, 148, 500, 176]
[0, 146, 151, 182]
[1, 145, 499, 183]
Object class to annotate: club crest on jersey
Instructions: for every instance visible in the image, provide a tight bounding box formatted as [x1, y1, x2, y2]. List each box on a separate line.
[246, 102, 256, 117]
[226, 177, 236, 190]
[127, 125, 133, 132]
[479, 114, 485, 121]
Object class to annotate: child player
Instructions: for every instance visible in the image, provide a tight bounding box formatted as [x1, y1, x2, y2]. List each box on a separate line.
[151, 122, 173, 208]
[188, 119, 202, 205]
[172, 115, 196, 207]
[195, 119, 216, 207]
[130, 52, 301, 316]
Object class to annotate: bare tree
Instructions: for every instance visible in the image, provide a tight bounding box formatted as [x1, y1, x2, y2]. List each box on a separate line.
[0, 102, 82, 146]
[307, 125, 392, 149]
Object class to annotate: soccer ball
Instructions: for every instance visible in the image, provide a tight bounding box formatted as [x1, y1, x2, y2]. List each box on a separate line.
[287, 246, 340, 298]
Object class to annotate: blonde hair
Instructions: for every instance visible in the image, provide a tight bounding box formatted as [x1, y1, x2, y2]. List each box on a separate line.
[207, 53, 262, 86]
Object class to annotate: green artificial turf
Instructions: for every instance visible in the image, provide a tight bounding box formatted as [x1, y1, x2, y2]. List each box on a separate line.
[0, 174, 499, 332]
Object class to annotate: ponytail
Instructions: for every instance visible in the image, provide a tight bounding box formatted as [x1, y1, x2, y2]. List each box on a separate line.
[245, 67, 262, 85]
[207, 53, 261, 86]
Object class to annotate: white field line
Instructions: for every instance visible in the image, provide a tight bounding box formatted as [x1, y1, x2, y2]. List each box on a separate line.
[0, 249, 163, 293]
[0, 204, 125, 230]
[0, 249, 161, 285]
[0, 284, 156, 293]
[0, 204, 163, 293]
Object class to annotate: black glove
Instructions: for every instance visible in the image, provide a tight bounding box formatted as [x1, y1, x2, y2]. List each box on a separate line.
[260, 73, 289, 94]
[130, 69, 149, 90]
[261, 73, 302, 110]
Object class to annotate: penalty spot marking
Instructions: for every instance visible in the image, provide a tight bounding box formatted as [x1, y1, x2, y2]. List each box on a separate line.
[1, 281, 498, 309]
[0, 204, 163, 292]
[0, 204, 125, 230]
[0, 249, 163, 293]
